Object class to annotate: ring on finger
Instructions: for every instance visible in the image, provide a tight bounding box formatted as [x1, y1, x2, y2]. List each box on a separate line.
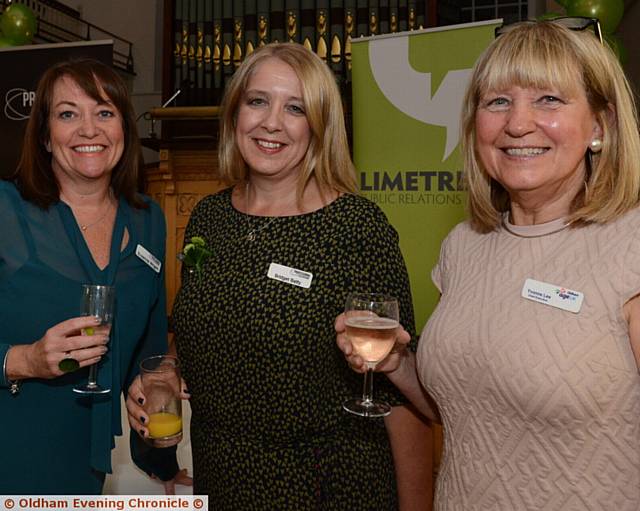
[59, 353, 80, 373]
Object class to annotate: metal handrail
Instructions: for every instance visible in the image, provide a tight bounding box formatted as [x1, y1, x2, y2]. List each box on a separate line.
[0, 0, 134, 74]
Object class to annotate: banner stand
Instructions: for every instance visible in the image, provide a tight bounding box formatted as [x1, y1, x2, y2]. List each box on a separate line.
[351, 20, 502, 492]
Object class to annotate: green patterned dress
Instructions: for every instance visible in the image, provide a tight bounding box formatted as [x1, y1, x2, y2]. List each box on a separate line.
[173, 188, 416, 510]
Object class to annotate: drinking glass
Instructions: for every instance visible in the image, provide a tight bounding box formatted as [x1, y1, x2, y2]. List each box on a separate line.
[140, 355, 183, 447]
[73, 284, 115, 395]
[342, 293, 399, 417]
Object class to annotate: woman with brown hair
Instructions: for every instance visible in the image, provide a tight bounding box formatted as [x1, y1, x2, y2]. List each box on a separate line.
[0, 59, 188, 494]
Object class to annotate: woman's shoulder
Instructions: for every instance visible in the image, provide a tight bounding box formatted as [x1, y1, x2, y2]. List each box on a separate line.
[582, 206, 640, 239]
[436, 220, 480, 256]
[0, 180, 22, 213]
[325, 194, 400, 247]
[0, 180, 19, 199]
[331, 193, 389, 222]
[586, 206, 640, 249]
[126, 196, 167, 256]
[446, 219, 477, 239]
[137, 193, 162, 212]
[189, 187, 234, 217]
[129, 194, 165, 224]
[614, 206, 640, 228]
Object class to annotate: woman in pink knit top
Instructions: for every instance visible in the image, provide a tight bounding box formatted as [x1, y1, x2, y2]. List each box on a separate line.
[339, 18, 640, 511]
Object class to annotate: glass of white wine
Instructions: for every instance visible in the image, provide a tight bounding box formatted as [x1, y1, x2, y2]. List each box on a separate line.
[342, 293, 399, 418]
[73, 284, 115, 395]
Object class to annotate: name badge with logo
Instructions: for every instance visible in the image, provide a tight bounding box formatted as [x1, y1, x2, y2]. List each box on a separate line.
[521, 278, 584, 313]
[136, 244, 161, 273]
[267, 262, 313, 289]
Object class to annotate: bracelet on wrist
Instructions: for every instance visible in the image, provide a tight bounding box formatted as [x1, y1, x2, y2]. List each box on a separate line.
[3, 346, 21, 396]
[8, 380, 20, 395]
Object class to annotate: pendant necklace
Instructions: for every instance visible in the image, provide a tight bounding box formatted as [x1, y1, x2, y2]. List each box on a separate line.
[245, 181, 278, 241]
[65, 191, 115, 232]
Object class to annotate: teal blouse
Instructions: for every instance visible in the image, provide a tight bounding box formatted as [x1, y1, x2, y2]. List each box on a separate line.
[0, 181, 169, 494]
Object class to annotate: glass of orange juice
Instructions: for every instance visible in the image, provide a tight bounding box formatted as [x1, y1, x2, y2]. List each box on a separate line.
[140, 355, 183, 447]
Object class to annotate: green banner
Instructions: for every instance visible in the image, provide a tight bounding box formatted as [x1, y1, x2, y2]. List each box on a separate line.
[352, 21, 500, 329]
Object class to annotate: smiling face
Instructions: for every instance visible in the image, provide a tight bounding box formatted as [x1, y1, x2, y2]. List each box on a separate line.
[475, 84, 601, 210]
[47, 75, 124, 186]
[235, 57, 312, 182]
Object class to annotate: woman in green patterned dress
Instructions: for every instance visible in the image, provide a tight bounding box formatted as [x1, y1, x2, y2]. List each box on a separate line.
[128, 42, 431, 509]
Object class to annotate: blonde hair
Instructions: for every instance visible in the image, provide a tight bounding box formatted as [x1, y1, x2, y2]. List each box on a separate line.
[218, 42, 357, 199]
[461, 21, 640, 232]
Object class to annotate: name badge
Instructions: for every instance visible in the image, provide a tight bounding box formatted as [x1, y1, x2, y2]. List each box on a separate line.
[521, 278, 583, 313]
[267, 262, 313, 289]
[136, 244, 161, 273]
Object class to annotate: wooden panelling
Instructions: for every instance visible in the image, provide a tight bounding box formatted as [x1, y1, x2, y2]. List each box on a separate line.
[144, 116, 226, 314]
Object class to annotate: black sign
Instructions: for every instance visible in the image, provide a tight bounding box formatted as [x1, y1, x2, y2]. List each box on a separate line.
[0, 40, 113, 178]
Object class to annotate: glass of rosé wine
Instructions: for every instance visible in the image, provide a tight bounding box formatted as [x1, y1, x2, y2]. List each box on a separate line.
[342, 293, 399, 418]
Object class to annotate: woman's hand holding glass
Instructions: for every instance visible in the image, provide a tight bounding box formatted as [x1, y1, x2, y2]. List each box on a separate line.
[335, 312, 411, 375]
[126, 372, 191, 441]
[9, 316, 110, 380]
[125, 370, 193, 494]
[73, 284, 115, 394]
[339, 293, 411, 417]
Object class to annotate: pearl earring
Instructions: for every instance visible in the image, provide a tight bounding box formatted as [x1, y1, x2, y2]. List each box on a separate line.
[590, 138, 603, 153]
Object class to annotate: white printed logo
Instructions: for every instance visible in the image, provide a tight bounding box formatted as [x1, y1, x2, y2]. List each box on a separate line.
[369, 37, 471, 161]
[4, 88, 35, 121]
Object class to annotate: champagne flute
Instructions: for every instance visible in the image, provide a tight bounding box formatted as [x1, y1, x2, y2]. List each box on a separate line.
[73, 284, 115, 395]
[342, 293, 399, 418]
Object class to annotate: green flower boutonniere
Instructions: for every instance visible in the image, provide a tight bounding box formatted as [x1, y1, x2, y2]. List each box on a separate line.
[179, 236, 212, 277]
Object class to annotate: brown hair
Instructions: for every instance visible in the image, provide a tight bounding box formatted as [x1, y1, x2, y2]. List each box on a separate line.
[461, 21, 640, 232]
[10, 58, 146, 209]
[218, 42, 357, 200]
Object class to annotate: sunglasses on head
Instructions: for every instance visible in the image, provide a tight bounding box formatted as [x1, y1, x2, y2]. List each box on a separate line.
[495, 16, 603, 45]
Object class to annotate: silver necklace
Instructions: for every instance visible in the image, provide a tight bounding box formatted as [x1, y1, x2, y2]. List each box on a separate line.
[245, 182, 277, 241]
[501, 214, 574, 238]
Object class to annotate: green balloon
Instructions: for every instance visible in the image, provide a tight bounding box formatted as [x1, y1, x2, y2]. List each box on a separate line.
[0, 3, 37, 46]
[604, 33, 628, 64]
[537, 12, 563, 20]
[0, 35, 15, 48]
[565, 0, 624, 34]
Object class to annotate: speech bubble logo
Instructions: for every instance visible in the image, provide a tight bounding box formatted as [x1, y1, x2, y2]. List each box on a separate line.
[369, 36, 471, 161]
[4, 88, 33, 121]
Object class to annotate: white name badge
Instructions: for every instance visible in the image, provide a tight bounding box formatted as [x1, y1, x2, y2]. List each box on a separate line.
[521, 278, 584, 313]
[267, 262, 313, 289]
[136, 244, 162, 273]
